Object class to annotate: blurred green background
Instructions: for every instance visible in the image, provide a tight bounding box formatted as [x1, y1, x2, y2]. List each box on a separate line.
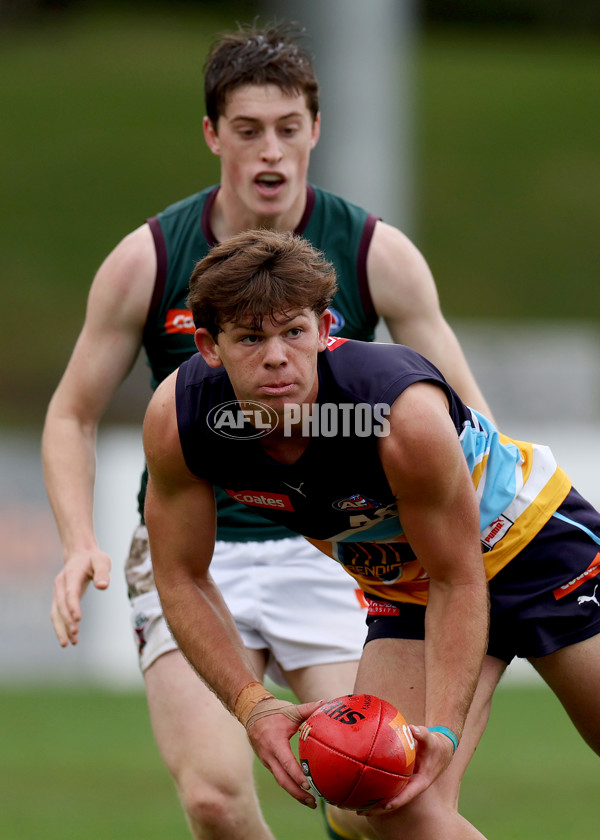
[1, 3, 599, 838]
[1, 1, 598, 426]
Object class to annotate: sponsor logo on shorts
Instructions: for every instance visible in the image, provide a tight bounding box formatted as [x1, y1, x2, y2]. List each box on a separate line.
[553, 552, 600, 600]
[225, 489, 294, 511]
[332, 493, 382, 512]
[481, 514, 514, 552]
[165, 308, 195, 334]
[365, 597, 401, 617]
[577, 584, 600, 608]
[328, 308, 345, 335]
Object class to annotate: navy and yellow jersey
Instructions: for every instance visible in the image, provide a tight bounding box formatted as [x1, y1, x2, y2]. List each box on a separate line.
[139, 184, 379, 538]
[175, 338, 572, 606]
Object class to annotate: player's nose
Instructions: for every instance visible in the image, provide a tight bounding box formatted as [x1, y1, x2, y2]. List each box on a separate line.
[263, 337, 287, 367]
[260, 129, 283, 163]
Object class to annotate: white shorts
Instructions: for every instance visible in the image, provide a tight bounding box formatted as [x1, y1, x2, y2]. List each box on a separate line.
[125, 525, 368, 682]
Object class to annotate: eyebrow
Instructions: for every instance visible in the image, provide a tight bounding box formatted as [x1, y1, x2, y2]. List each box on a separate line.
[229, 112, 304, 125]
[229, 312, 307, 332]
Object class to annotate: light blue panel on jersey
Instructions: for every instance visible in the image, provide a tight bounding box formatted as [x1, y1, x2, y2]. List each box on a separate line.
[459, 409, 522, 530]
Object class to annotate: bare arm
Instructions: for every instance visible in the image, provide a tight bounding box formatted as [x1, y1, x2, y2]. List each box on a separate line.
[41, 224, 156, 646]
[367, 221, 495, 420]
[377, 382, 489, 806]
[143, 376, 321, 807]
[143, 373, 258, 707]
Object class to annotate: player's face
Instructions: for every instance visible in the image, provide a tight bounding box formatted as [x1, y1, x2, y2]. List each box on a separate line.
[196, 308, 332, 419]
[203, 84, 320, 229]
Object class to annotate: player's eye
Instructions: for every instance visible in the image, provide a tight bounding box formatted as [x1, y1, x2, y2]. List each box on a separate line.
[237, 126, 258, 138]
[240, 334, 261, 344]
[287, 327, 303, 338]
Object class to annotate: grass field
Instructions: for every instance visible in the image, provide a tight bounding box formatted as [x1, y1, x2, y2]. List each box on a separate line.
[1, 682, 598, 839]
[1, 7, 598, 423]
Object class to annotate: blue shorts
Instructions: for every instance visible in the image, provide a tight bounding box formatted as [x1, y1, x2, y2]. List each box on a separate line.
[364, 488, 600, 663]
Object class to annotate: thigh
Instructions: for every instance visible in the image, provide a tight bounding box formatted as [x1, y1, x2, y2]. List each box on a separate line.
[144, 648, 268, 784]
[354, 638, 506, 801]
[283, 659, 359, 704]
[530, 632, 600, 755]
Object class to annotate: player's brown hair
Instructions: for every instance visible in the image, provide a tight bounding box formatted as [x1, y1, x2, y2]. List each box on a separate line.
[203, 20, 319, 125]
[187, 229, 337, 339]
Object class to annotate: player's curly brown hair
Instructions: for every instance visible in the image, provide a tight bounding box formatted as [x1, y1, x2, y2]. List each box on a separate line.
[203, 20, 319, 125]
[187, 229, 337, 339]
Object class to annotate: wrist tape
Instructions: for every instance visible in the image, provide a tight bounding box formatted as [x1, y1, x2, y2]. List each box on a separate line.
[233, 681, 274, 727]
[245, 697, 305, 730]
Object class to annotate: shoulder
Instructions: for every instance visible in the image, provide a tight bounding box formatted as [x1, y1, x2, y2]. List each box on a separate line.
[367, 221, 433, 287]
[144, 372, 179, 457]
[144, 371, 201, 490]
[88, 224, 157, 329]
[325, 336, 440, 369]
[378, 382, 458, 499]
[322, 338, 448, 402]
[307, 185, 373, 231]
[366, 221, 443, 336]
[154, 187, 217, 221]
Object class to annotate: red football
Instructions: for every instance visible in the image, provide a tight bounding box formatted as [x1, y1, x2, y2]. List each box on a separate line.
[297, 693, 416, 811]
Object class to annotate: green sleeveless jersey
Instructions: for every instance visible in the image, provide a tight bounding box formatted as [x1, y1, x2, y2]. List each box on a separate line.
[140, 184, 379, 541]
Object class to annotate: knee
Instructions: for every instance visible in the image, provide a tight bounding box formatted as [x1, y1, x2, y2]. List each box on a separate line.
[368, 792, 454, 839]
[177, 768, 256, 836]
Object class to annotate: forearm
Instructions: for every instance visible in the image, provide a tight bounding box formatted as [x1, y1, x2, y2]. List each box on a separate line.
[424, 578, 489, 741]
[42, 408, 99, 556]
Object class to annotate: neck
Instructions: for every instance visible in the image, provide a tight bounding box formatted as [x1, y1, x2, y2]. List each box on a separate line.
[210, 184, 308, 241]
[260, 429, 309, 465]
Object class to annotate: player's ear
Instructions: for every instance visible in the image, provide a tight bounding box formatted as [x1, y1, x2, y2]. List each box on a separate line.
[195, 328, 223, 367]
[317, 309, 332, 351]
[310, 112, 321, 149]
[203, 116, 221, 155]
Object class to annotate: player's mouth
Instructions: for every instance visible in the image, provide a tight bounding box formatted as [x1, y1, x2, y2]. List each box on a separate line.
[254, 172, 286, 197]
[259, 382, 296, 396]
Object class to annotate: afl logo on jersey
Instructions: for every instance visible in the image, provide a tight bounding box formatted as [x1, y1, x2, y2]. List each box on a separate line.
[333, 494, 382, 512]
[328, 307, 345, 335]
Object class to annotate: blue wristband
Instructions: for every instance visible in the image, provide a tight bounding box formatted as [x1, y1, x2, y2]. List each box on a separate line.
[428, 726, 459, 753]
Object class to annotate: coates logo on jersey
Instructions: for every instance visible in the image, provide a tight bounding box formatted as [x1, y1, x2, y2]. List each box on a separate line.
[328, 308, 345, 335]
[165, 309, 195, 334]
[225, 489, 294, 511]
[332, 494, 382, 512]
